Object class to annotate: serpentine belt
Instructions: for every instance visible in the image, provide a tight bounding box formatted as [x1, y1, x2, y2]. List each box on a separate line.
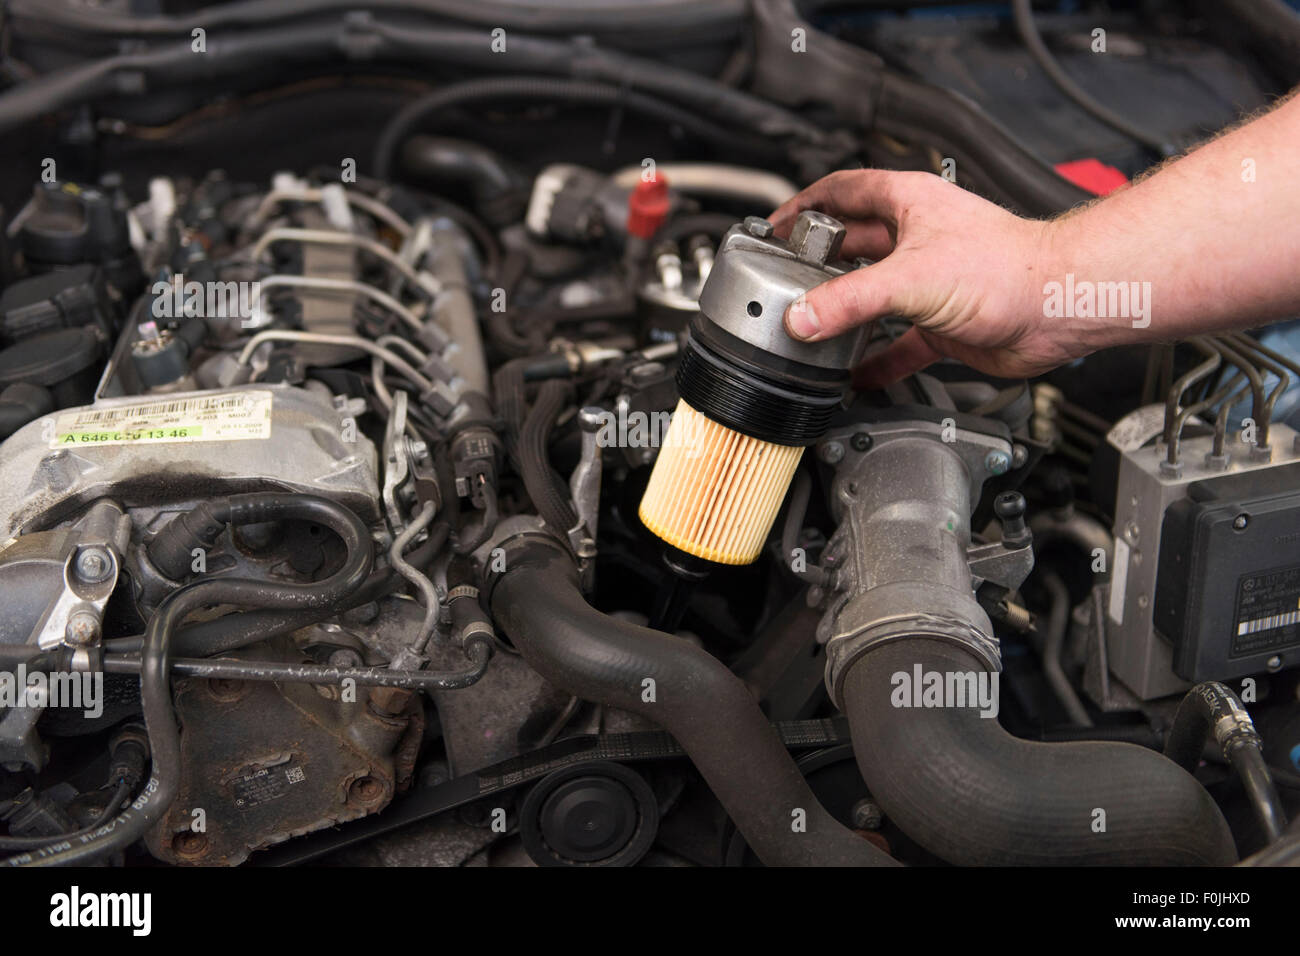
[254, 717, 851, 866]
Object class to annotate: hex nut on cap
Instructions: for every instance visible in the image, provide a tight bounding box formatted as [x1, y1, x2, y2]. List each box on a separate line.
[789, 211, 846, 265]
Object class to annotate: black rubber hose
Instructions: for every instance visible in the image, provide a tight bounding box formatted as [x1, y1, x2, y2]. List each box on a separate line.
[104, 520, 448, 660]
[1010, 0, 1174, 158]
[487, 310, 542, 360]
[398, 136, 527, 227]
[1164, 681, 1288, 844]
[493, 357, 530, 471]
[483, 251, 540, 359]
[365, 21, 832, 145]
[487, 538, 895, 866]
[0, 21, 343, 135]
[11, 494, 372, 867]
[518, 379, 579, 540]
[147, 490, 371, 581]
[873, 72, 1093, 217]
[842, 639, 1238, 866]
[8, 0, 746, 40]
[1039, 571, 1093, 727]
[372, 75, 785, 181]
[0, 19, 824, 161]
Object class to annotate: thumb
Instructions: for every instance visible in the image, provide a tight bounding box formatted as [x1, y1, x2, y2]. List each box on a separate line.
[783, 255, 910, 343]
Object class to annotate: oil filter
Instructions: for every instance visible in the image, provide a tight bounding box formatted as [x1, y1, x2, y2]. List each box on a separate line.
[639, 211, 865, 564]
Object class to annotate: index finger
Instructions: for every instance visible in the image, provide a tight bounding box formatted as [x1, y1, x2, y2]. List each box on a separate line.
[770, 168, 910, 234]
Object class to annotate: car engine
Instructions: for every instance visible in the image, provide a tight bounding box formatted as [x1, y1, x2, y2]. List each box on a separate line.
[1, 0, 1298, 874]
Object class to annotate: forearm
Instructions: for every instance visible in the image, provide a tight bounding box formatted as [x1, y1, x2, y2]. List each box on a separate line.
[1043, 91, 1300, 351]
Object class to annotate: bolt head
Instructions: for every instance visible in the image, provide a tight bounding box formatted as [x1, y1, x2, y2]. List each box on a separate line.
[850, 798, 883, 830]
[993, 491, 1026, 520]
[850, 431, 872, 452]
[743, 216, 774, 239]
[819, 441, 845, 465]
[789, 210, 846, 264]
[65, 609, 100, 646]
[1267, 655, 1283, 672]
[1233, 514, 1249, 531]
[74, 548, 112, 583]
[984, 450, 1011, 476]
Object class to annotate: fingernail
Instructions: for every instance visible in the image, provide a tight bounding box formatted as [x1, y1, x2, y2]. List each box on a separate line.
[784, 297, 821, 341]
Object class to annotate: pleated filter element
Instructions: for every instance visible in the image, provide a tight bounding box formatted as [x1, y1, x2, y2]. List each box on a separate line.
[639, 399, 804, 565]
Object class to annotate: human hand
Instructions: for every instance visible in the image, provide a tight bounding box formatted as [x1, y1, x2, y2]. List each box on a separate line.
[770, 170, 1082, 387]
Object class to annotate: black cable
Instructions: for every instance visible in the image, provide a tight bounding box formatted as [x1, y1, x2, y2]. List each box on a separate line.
[452, 481, 499, 555]
[0, 783, 130, 853]
[779, 468, 827, 587]
[1010, 0, 1175, 159]
[372, 75, 784, 181]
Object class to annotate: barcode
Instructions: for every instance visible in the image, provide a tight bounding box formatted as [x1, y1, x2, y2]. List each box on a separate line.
[1237, 610, 1300, 636]
[69, 395, 252, 425]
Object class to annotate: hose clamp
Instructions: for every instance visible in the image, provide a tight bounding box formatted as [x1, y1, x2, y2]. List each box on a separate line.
[824, 583, 1001, 710]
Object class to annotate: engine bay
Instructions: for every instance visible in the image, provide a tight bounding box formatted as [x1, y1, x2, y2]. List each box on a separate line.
[1, 0, 1299, 877]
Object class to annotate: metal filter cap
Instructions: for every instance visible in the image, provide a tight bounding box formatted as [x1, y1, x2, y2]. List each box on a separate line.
[676, 211, 866, 447]
[696, 211, 867, 372]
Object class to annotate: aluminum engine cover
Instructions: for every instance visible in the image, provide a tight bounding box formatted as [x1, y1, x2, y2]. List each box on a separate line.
[0, 384, 379, 539]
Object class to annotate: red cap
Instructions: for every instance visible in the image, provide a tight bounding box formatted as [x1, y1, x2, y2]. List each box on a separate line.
[626, 173, 670, 239]
[1054, 158, 1128, 196]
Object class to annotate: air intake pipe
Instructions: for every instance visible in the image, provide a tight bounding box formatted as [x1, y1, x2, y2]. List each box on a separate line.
[822, 429, 1238, 865]
[483, 531, 895, 867]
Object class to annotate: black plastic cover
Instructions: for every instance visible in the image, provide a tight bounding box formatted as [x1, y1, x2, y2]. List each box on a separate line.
[1155, 463, 1300, 682]
[0, 263, 114, 343]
